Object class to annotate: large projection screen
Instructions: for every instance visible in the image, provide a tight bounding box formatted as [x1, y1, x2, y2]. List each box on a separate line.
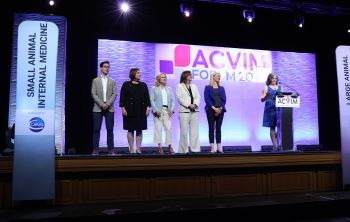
[98, 40, 319, 151]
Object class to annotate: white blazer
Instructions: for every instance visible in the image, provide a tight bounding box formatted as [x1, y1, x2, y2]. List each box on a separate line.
[176, 83, 200, 113]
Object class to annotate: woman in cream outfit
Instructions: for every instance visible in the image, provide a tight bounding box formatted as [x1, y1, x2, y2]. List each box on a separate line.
[176, 70, 201, 153]
[150, 73, 175, 154]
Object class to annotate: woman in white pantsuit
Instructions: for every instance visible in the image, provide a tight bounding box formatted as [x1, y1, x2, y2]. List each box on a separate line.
[150, 73, 175, 154]
[176, 70, 201, 153]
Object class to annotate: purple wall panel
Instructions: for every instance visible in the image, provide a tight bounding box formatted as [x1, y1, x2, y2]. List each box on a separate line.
[98, 40, 319, 151]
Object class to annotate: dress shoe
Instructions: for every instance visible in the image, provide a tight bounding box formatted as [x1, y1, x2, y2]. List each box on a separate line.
[91, 148, 99, 156]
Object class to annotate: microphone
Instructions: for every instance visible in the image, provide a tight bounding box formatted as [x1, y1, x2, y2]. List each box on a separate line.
[278, 80, 299, 97]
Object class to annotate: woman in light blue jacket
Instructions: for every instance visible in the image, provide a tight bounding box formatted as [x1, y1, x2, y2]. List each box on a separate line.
[150, 73, 175, 154]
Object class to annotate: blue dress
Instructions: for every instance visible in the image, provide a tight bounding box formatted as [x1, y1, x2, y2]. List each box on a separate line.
[263, 85, 281, 127]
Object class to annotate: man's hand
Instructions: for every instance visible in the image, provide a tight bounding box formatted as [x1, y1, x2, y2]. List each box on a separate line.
[101, 103, 109, 110]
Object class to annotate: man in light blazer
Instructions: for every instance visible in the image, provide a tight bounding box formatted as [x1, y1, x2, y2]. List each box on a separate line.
[176, 70, 201, 153]
[91, 61, 117, 155]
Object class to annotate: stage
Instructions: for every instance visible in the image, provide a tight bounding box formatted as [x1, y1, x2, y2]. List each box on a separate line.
[0, 150, 342, 208]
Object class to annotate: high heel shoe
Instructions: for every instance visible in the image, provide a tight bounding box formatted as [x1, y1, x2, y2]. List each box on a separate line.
[108, 148, 116, 156]
[210, 144, 215, 153]
[136, 148, 142, 154]
[217, 144, 223, 153]
[158, 147, 164, 154]
[169, 146, 175, 154]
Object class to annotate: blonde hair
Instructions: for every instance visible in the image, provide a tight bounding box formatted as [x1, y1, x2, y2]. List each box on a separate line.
[155, 73, 166, 87]
[209, 72, 221, 87]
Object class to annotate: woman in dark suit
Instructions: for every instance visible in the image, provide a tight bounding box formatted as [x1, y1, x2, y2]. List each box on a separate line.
[119, 68, 151, 154]
[204, 72, 226, 153]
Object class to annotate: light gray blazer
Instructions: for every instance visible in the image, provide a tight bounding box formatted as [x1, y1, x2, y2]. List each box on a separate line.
[91, 75, 117, 112]
[176, 83, 200, 113]
[150, 85, 175, 113]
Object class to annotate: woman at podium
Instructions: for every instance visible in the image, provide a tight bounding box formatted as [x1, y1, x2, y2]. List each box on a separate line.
[261, 73, 281, 151]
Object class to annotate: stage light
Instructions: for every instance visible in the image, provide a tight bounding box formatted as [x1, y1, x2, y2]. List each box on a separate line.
[243, 10, 255, 23]
[49, 0, 55, 6]
[180, 3, 193, 17]
[295, 15, 304, 28]
[119, 2, 130, 13]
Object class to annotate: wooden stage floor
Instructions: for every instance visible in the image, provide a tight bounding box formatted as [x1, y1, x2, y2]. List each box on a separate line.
[0, 150, 342, 209]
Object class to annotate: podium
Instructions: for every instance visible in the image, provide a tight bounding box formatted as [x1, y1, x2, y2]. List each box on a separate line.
[275, 92, 300, 150]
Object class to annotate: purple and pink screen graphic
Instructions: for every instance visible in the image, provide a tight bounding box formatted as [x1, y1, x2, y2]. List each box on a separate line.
[98, 40, 319, 151]
[160, 44, 268, 76]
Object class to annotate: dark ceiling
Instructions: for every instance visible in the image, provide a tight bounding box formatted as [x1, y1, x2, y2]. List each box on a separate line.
[198, 0, 350, 15]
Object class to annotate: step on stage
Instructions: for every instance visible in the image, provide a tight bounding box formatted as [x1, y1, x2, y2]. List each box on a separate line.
[0, 149, 342, 209]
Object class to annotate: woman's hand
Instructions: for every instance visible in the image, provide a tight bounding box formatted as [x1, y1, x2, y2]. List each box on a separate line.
[261, 89, 271, 102]
[212, 106, 222, 115]
[146, 107, 151, 116]
[122, 107, 128, 116]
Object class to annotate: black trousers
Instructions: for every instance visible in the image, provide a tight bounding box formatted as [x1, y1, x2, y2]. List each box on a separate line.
[205, 109, 224, 143]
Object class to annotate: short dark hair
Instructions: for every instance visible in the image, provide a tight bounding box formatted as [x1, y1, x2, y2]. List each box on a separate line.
[129, 68, 140, 80]
[100, 61, 109, 67]
[180, 70, 192, 83]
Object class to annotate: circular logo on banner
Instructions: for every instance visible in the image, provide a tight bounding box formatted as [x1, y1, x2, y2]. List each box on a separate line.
[29, 117, 45, 132]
